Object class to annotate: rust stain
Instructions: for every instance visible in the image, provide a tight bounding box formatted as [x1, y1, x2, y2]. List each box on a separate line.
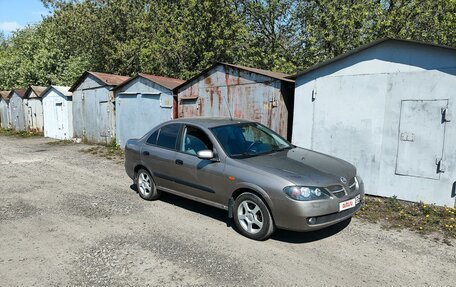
[199, 98, 204, 116]
[216, 88, 222, 113]
[253, 108, 261, 121]
[204, 76, 212, 86]
[209, 88, 214, 107]
[225, 73, 232, 109]
[178, 66, 290, 139]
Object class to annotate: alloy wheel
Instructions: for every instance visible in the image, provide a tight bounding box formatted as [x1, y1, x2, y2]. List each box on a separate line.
[237, 200, 264, 234]
[138, 172, 151, 196]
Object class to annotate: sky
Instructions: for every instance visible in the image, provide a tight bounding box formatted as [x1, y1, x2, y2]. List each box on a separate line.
[0, 0, 51, 37]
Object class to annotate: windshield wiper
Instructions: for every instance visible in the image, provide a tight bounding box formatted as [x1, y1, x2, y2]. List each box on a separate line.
[272, 146, 292, 152]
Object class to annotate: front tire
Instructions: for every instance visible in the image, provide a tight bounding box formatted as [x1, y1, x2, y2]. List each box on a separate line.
[136, 169, 160, 201]
[233, 193, 275, 240]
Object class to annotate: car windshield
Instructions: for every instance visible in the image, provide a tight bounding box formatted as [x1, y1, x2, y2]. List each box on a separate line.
[210, 123, 292, 158]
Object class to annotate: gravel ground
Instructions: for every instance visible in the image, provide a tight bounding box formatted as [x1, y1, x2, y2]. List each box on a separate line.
[0, 136, 455, 286]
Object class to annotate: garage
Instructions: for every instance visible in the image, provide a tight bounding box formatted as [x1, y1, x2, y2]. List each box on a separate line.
[291, 38, 456, 206]
[114, 73, 184, 147]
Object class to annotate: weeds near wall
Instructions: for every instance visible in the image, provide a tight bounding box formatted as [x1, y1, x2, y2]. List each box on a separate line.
[0, 128, 43, 137]
[79, 138, 124, 163]
[356, 196, 455, 243]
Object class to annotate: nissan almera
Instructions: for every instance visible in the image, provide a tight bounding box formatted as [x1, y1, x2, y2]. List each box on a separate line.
[124, 118, 364, 240]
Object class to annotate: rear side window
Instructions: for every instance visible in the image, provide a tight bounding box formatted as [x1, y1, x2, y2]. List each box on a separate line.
[156, 124, 181, 150]
[146, 130, 159, 145]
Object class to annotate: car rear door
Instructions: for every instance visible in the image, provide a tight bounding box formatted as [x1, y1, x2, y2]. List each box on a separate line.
[141, 123, 182, 191]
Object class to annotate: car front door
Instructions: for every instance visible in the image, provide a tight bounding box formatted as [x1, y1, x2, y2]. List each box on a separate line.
[173, 125, 226, 204]
[141, 123, 182, 191]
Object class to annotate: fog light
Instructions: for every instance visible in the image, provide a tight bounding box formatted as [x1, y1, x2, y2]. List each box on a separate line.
[307, 217, 316, 225]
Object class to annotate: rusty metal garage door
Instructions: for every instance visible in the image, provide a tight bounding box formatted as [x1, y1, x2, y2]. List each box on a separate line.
[395, 99, 448, 180]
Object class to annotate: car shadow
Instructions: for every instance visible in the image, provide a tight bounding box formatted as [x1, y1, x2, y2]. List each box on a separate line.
[270, 218, 351, 243]
[130, 184, 229, 224]
[129, 184, 351, 243]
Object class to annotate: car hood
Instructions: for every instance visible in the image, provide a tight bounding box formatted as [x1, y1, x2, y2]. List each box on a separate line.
[239, 147, 356, 186]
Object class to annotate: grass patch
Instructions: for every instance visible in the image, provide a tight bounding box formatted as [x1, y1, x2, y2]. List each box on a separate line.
[79, 139, 124, 162]
[355, 195, 455, 241]
[47, 139, 74, 145]
[0, 128, 43, 137]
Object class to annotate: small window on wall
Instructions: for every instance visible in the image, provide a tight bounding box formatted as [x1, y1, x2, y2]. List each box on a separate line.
[160, 95, 173, 108]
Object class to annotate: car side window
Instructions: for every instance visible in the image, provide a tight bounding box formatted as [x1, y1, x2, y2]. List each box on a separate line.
[156, 124, 181, 150]
[146, 130, 159, 145]
[180, 125, 213, 155]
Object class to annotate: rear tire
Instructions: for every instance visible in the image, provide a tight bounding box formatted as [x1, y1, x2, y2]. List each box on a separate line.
[136, 169, 161, 201]
[233, 192, 275, 240]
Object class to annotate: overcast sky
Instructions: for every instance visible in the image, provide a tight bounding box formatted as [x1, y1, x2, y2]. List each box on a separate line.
[0, 0, 51, 37]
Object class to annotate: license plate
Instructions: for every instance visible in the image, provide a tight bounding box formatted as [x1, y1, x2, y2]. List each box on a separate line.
[339, 195, 360, 212]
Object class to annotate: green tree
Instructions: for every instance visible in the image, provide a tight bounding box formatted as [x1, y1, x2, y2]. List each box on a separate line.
[0, 0, 454, 90]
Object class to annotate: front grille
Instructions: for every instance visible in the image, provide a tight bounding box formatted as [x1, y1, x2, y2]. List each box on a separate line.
[348, 177, 357, 193]
[326, 185, 346, 198]
[312, 203, 361, 225]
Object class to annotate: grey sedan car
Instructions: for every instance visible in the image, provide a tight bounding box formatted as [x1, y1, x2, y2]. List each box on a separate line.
[125, 118, 364, 240]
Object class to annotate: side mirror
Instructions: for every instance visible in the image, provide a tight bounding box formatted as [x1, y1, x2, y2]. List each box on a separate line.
[197, 150, 215, 160]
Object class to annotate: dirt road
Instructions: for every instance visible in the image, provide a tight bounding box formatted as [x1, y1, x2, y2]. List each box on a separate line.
[0, 136, 454, 286]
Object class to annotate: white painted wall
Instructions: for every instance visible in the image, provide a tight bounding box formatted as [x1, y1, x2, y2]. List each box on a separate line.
[43, 88, 73, 140]
[23, 97, 44, 132]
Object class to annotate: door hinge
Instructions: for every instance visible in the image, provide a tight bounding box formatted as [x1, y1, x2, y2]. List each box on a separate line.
[436, 158, 446, 173]
[441, 107, 451, 123]
[311, 88, 316, 102]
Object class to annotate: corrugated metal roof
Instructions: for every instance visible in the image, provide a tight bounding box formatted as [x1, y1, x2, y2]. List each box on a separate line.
[41, 86, 72, 97]
[0, 91, 11, 101]
[174, 62, 294, 92]
[115, 73, 185, 92]
[138, 73, 185, 90]
[289, 38, 456, 80]
[9, 88, 27, 98]
[69, 71, 130, 92]
[90, 71, 130, 86]
[24, 85, 47, 98]
[52, 86, 72, 97]
[221, 63, 294, 83]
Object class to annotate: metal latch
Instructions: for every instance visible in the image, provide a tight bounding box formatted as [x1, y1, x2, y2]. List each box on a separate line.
[270, 97, 278, 108]
[441, 107, 451, 122]
[436, 158, 446, 173]
[311, 89, 316, 102]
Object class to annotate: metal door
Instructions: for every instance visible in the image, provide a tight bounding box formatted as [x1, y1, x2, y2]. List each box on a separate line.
[27, 106, 32, 129]
[395, 100, 448, 179]
[99, 101, 110, 139]
[55, 102, 63, 138]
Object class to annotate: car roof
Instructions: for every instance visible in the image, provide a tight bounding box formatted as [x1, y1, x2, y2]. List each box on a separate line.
[170, 117, 252, 128]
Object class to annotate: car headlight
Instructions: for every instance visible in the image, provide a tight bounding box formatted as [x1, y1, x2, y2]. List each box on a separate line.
[283, 186, 332, 201]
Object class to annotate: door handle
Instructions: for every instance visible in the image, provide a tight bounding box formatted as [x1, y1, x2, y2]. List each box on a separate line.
[142, 151, 150, 156]
[175, 159, 183, 165]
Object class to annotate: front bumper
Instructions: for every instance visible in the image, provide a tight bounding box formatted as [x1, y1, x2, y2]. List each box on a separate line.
[273, 181, 365, 232]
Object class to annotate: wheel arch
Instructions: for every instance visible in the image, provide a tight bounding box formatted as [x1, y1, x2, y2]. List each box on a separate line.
[134, 164, 151, 179]
[229, 183, 274, 219]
